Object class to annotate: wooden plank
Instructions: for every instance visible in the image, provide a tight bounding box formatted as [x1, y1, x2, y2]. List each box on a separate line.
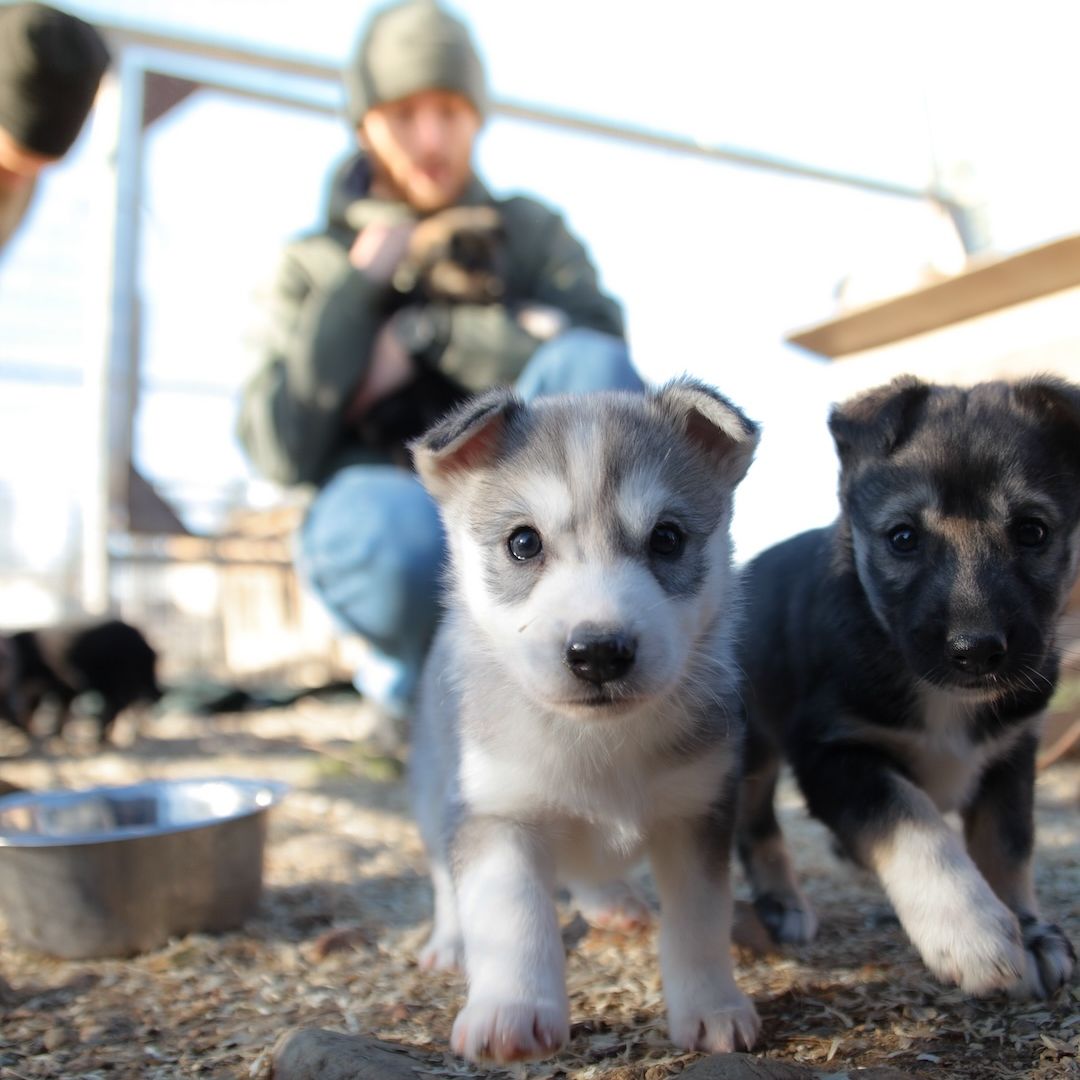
[113, 532, 293, 566]
[787, 234, 1080, 359]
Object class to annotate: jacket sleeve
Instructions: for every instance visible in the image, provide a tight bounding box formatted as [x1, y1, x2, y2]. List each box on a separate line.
[520, 202, 625, 336]
[236, 242, 393, 486]
[434, 200, 626, 391]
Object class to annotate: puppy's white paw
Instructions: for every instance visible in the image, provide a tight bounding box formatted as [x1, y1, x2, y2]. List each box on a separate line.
[451, 998, 569, 1064]
[572, 880, 652, 934]
[1014, 918, 1077, 999]
[418, 929, 462, 972]
[910, 894, 1026, 995]
[667, 981, 760, 1053]
[753, 889, 818, 945]
[879, 827, 1029, 995]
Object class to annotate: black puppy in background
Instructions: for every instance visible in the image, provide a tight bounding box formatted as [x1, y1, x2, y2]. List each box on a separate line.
[1, 618, 161, 744]
[737, 376, 1080, 999]
[0, 633, 15, 724]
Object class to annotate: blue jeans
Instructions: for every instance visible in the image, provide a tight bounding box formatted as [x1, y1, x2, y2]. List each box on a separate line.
[297, 328, 644, 714]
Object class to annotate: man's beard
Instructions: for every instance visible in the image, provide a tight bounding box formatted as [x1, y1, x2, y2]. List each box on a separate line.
[365, 147, 467, 214]
[365, 151, 405, 201]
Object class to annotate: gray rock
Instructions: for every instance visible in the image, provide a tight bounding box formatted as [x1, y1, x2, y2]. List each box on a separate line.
[680, 1053, 817, 1080]
[270, 1027, 428, 1080]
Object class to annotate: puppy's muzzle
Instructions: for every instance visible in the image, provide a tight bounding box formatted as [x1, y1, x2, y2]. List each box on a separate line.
[946, 630, 1007, 676]
[564, 624, 637, 686]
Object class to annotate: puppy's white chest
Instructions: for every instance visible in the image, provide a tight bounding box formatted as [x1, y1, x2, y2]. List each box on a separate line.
[909, 690, 997, 811]
[461, 735, 729, 852]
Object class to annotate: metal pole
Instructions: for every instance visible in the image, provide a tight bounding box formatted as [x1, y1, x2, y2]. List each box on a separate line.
[82, 54, 145, 614]
[496, 99, 958, 211]
[85, 15, 951, 209]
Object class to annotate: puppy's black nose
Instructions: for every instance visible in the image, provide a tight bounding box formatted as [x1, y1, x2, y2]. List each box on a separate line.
[565, 626, 637, 685]
[947, 632, 1007, 675]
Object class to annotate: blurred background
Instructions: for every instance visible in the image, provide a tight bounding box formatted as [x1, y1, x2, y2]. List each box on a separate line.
[3, 0, 1080, 686]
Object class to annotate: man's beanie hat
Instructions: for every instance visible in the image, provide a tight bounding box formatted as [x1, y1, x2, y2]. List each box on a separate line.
[344, 0, 487, 124]
[0, 3, 110, 157]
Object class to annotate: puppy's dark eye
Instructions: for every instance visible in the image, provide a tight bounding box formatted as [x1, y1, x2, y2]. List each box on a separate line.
[649, 522, 684, 557]
[888, 525, 918, 554]
[508, 526, 542, 561]
[1015, 518, 1049, 548]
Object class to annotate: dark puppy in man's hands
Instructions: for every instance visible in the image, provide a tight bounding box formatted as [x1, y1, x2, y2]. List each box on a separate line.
[396, 204, 505, 303]
[737, 376, 1080, 998]
[353, 206, 506, 455]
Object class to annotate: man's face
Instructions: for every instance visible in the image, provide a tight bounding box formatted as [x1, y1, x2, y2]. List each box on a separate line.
[0, 127, 55, 192]
[360, 89, 481, 213]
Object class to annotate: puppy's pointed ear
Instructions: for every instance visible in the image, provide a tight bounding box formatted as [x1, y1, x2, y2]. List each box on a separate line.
[655, 378, 760, 488]
[410, 388, 522, 498]
[1012, 377, 1080, 466]
[829, 376, 932, 467]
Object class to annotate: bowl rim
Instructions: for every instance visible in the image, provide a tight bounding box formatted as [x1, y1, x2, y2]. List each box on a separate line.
[0, 776, 289, 848]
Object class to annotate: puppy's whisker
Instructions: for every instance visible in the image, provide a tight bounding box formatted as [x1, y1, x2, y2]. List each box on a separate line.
[1018, 663, 1053, 692]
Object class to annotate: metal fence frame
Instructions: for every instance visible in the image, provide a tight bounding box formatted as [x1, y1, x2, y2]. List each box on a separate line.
[84, 17, 963, 614]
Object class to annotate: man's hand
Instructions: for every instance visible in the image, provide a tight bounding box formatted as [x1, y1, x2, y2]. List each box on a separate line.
[349, 220, 415, 284]
[345, 320, 416, 421]
[516, 304, 569, 341]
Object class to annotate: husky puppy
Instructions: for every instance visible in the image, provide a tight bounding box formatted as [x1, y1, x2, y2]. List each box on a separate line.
[409, 380, 761, 1064]
[737, 376, 1080, 999]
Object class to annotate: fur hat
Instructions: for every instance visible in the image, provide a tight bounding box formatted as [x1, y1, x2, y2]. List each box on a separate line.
[344, 0, 487, 125]
[0, 3, 110, 158]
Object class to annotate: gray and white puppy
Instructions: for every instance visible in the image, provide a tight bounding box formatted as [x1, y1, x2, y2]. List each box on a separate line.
[738, 376, 1080, 999]
[409, 380, 761, 1065]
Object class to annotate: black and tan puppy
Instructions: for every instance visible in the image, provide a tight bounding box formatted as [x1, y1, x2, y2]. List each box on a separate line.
[2, 618, 161, 744]
[737, 376, 1080, 999]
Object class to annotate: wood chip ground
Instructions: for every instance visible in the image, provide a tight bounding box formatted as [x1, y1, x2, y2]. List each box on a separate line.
[0, 701, 1077, 1079]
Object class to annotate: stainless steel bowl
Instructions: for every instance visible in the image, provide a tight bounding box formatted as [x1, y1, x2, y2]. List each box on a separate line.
[0, 777, 287, 959]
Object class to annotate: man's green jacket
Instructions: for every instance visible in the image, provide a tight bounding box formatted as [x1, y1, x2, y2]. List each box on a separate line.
[237, 153, 625, 488]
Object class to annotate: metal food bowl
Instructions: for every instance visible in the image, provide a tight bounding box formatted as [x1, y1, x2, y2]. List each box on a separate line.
[0, 777, 287, 959]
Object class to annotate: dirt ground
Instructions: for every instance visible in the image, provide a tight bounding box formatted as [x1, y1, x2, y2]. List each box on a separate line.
[0, 699, 1077, 1080]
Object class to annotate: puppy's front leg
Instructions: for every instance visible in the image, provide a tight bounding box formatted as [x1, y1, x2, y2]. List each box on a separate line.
[451, 816, 569, 1064]
[797, 743, 1026, 995]
[648, 814, 760, 1053]
[737, 748, 818, 944]
[963, 729, 1076, 997]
